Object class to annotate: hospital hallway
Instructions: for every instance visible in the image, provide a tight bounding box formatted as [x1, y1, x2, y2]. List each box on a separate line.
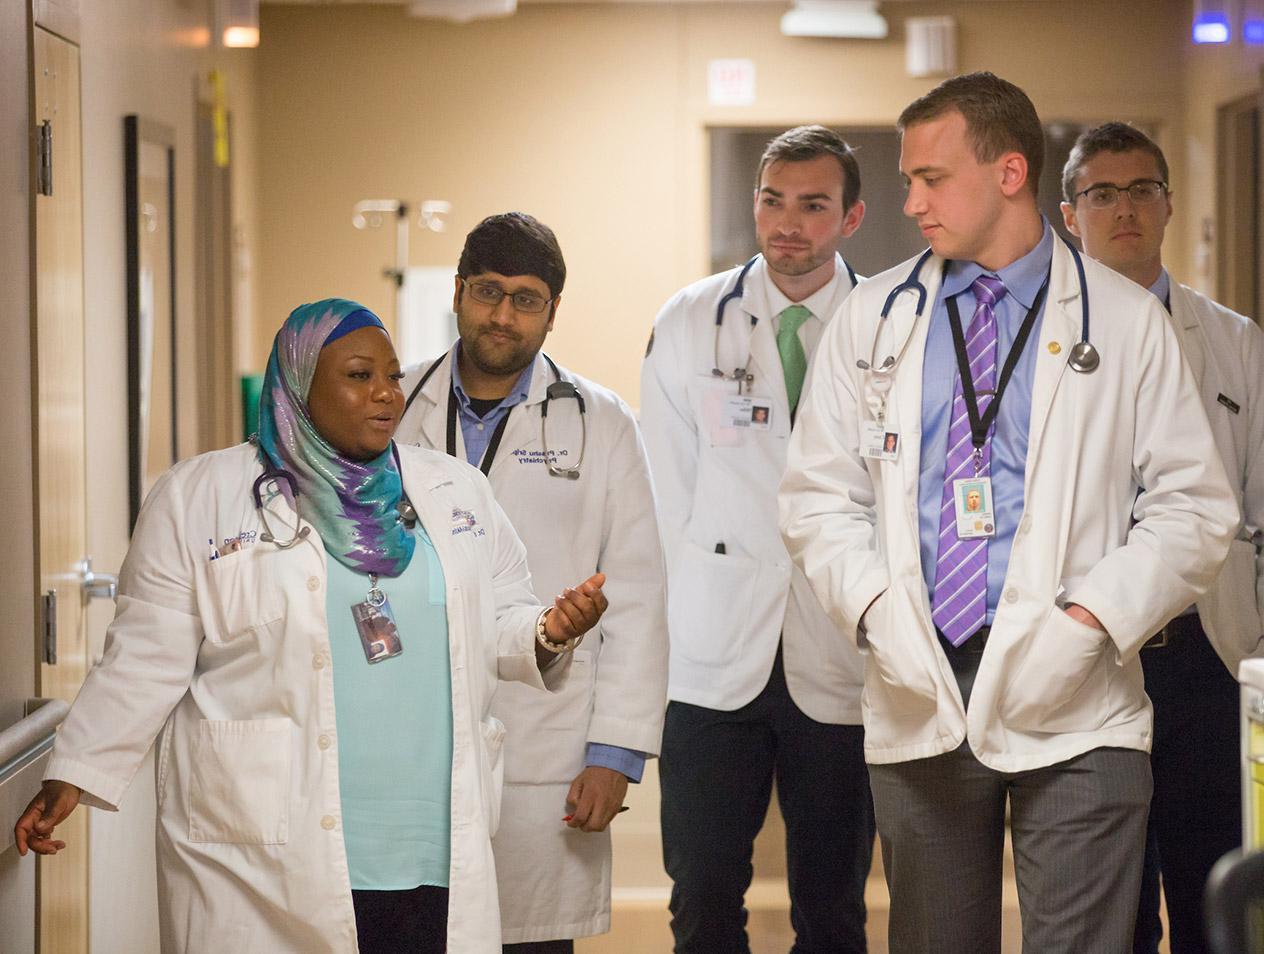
[0, 1, 1257, 950]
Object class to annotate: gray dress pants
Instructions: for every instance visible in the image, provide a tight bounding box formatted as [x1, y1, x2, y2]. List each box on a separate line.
[869, 742, 1151, 954]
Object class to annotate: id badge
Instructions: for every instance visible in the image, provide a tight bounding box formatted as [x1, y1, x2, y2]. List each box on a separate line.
[723, 395, 773, 431]
[351, 596, 403, 663]
[952, 476, 996, 539]
[861, 421, 900, 461]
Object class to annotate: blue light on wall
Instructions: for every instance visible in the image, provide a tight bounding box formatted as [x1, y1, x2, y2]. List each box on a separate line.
[1246, 18, 1264, 43]
[1193, 10, 1231, 42]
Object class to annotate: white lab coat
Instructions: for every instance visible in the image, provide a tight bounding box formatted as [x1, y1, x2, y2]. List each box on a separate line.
[1168, 281, 1264, 672]
[640, 254, 864, 721]
[779, 241, 1238, 771]
[45, 442, 565, 953]
[396, 350, 668, 942]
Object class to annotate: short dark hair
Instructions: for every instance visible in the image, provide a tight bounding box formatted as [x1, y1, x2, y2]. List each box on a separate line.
[1061, 122, 1170, 204]
[897, 71, 1045, 198]
[457, 212, 566, 298]
[756, 125, 862, 212]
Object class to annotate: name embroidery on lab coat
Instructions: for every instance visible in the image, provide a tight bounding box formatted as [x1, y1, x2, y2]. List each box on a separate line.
[510, 448, 570, 465]
[451, 507, 486, 537]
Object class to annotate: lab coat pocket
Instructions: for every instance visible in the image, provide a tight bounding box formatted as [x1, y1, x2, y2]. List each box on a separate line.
[1200, 539, 1264, 667]
[669, 541, 759, 667]
[198, 549, 284, 644]
[1000, 607, 1108, 734]
[478, 716, 507, 837]
[188, 718, 292, 844]
[862, 589, 937, 709]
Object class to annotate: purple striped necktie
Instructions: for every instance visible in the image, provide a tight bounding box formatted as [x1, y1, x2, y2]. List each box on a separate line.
[930, 274, 1005, 646]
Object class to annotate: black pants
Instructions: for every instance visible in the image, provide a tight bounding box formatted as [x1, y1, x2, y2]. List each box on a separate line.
[661, 648, 875, 954]
[353, 885, 448, 954]
[1133, 616, 1241, 954]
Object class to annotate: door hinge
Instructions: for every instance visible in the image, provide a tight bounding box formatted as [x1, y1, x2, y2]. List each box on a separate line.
[36, 120, 52, 196]
[42, 589, 57, 664]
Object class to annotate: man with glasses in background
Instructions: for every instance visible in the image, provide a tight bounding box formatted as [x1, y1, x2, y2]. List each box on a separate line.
[397, 212, 668, 954]
[1062, 122, 1264, 954]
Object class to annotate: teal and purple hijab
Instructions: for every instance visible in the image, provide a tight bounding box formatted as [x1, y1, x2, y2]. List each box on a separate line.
[256, 298, 414, 577]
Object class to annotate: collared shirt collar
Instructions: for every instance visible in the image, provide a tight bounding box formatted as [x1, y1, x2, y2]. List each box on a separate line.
[940, 220, 1056, 311]
[450, 340, 534, 415]
[1147, 268, 1171, 311]
[761, 253, 843, 322]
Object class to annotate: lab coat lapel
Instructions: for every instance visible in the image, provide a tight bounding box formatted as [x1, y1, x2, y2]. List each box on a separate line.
[1169, 283, 1210, 392]
[742, 258, 789, 418]
[1024, 242, 1079, 465]
[888, 256, 942, 499]
[411, 349, 457, 455]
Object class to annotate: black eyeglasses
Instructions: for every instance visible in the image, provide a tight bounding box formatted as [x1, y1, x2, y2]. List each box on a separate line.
[460, 278, 555, 315]
[1074, 179, 1168, 210]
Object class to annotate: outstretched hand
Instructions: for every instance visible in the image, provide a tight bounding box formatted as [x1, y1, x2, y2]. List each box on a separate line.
[542, 572, 608, 645]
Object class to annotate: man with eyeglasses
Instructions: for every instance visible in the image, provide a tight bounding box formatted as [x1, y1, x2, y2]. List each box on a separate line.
[396, 212, 668, 954]
[641, 125, 873, 954]
[1062, 122, 1264, 954]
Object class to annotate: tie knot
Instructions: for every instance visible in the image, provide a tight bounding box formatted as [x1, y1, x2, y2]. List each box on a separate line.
[971, 275, 1007, 308]
[779, 304, 812, 337]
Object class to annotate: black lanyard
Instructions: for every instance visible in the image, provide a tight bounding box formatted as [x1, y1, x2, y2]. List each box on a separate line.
[945, 271, 1050, 458]
[446, 385, 513, 477]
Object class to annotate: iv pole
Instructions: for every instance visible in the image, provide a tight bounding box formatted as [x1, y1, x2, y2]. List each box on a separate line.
[352, 198, 452, 331]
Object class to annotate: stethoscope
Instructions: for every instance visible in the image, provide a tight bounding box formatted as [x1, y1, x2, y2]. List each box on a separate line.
[250, 443, 418, 549]
[713, 254, 859, 392]
[863, 235, 1100, 385]
[405, 351, 586, 480]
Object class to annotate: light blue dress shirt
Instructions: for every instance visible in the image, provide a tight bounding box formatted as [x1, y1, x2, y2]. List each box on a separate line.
[918, 224, 1056, 625]
[450, 343, 534, 469]
[451, 346, 645, 783]
[1148, 269, 1171, 311]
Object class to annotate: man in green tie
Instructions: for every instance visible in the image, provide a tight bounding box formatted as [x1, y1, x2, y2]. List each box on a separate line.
[640, 125, 872, 953]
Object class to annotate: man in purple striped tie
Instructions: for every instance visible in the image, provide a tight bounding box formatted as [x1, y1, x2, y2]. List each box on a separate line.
[779, 72, 1238, 953]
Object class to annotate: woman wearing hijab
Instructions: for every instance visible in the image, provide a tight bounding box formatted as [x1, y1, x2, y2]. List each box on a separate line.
[14, 299, 607, 954]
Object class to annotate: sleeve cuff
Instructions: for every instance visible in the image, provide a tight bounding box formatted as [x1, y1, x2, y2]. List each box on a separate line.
[584, 743, 647, 782]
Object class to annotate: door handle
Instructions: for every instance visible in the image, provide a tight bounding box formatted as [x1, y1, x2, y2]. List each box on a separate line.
[79, 555, 118, 602]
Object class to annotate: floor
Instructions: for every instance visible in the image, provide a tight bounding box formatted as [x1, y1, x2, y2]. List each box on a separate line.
[574, 764, 1170, 953]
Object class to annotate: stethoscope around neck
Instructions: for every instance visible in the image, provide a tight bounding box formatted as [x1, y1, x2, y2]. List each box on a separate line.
[713, 253, 859, 391]
[863, 235, 1101, 381]
[404, 350, 587, 480]
[250, 441, 419, 550]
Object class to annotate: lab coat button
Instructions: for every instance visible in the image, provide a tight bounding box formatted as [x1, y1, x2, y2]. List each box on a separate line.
[320, 815, 337, 831]
[1004, 588, 1019, 604]
[317, 734, 332, 750]
[307, 576, 320, 592]
[313, 653, 326, 670]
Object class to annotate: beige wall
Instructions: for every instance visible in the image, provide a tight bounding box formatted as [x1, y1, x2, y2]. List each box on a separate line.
[254, 0, 1187, 405]
[76, 1, 260, 950]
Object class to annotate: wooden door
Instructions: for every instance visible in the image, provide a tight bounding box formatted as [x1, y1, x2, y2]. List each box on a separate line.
[32, 25, 88, 954]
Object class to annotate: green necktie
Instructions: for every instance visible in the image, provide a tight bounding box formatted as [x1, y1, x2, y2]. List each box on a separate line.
[777, 304, 812, 412]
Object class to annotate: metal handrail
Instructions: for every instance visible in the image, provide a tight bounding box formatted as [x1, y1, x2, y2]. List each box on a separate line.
[0, 697, 69, 786]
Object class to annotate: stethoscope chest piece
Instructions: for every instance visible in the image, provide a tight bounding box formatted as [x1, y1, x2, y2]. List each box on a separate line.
[1067, 341, 1100, 374]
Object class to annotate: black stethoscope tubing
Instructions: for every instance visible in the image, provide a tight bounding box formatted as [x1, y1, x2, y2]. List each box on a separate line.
[405, 350, 586, 478]
[714, 253, 859, 383]
[874, 235, 1097, 373]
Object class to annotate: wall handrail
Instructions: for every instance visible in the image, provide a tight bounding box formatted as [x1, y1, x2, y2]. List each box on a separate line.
[0, 697, 69, 786]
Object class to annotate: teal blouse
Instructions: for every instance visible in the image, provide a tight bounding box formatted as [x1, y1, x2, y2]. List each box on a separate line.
[326, 525, 453, 890]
